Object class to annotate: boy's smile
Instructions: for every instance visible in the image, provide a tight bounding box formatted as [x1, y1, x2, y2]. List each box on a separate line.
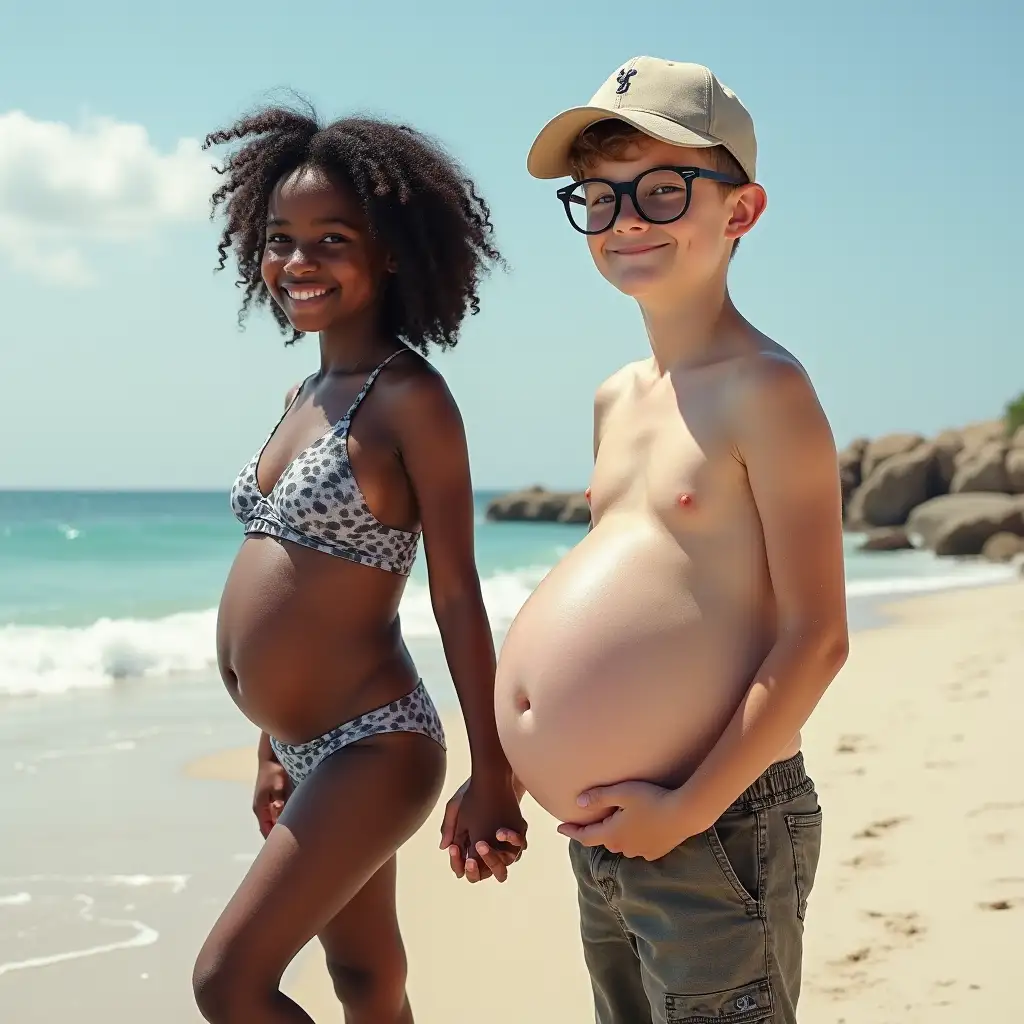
[606, 241, 671, 256]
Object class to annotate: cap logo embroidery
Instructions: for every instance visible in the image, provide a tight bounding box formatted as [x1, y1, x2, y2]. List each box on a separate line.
[615, 68, 637, 94]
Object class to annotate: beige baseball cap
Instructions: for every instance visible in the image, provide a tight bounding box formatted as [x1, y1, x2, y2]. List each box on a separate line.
[527, 56, 757, 183]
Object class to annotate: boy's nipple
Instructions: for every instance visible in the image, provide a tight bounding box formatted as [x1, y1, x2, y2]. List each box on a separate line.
[678, 492, 695, 508]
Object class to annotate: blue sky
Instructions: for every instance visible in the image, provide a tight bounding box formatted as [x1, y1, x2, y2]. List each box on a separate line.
[0, 0, 1020, 490]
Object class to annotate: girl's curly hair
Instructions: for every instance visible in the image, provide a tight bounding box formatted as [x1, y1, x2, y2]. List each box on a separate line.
[203, 103, 504, 351]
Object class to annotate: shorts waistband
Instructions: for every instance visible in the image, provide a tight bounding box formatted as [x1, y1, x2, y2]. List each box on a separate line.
[727, 753, 813, 813]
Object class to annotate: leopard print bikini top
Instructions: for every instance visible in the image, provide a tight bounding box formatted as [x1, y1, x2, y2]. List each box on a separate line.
[229, 349, 420, 575]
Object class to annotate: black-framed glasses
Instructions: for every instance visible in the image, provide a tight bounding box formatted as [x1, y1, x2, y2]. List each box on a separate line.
[556, 165, 744, 235]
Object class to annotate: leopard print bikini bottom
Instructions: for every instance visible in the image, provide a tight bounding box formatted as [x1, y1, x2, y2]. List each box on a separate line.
[269, 680, 446, 786]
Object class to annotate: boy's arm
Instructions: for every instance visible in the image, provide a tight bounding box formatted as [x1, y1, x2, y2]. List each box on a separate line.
[668, 354, 849, 831]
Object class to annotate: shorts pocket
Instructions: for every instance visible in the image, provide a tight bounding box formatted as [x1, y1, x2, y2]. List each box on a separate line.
[785, 809, 823, 920]
[704, 808, 761, 915]
[666, 977, 773, 1022]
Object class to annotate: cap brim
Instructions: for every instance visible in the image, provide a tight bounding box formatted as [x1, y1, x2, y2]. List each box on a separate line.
[527, 106, 722, 179]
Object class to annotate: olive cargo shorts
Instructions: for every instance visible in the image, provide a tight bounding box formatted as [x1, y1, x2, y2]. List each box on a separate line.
[569, 753, 822, 1024]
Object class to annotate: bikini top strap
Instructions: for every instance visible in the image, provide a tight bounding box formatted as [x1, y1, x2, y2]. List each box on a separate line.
[257, 373, 313, 448]
[341, 348, 411, 422]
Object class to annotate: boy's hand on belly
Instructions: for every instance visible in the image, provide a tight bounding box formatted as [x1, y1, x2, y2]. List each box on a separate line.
[557, 781, 700, 862]
[438, 775, 528, 883]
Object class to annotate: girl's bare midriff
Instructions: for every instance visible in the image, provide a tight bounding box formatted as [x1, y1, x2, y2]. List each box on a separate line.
[216, 535, 418, 745]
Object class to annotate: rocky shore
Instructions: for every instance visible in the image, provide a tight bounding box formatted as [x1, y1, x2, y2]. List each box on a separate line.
[485, 418, 1024, 563]
[485, 486, 591, 525]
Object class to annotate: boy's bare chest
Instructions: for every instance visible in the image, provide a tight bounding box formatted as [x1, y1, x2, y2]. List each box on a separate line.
[590, 387, 751, 533]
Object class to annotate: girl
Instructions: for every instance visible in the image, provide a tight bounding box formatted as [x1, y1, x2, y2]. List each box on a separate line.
[193, 105, 526, 1024]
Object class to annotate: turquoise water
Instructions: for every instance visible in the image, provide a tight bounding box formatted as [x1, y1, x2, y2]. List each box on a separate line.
[0, 489, 1013, 697]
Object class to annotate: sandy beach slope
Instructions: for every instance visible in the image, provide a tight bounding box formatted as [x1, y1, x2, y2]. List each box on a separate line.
[190, 580, 1024, 1023]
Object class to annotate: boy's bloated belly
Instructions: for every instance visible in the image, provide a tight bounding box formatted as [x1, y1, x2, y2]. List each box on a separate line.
[495, 518, 775, 825]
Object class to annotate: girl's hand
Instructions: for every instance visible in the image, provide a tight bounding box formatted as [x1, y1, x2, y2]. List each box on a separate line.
[253, 757, 292, 838]
[439, 774, 527, 883]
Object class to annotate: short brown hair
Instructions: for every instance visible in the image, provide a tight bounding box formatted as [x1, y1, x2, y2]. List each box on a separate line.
[568, 120, 748, 255]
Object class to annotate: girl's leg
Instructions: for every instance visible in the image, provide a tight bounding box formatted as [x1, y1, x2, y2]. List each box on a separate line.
[192, 733, 445, 1024]
[318, 855, 411, 1023]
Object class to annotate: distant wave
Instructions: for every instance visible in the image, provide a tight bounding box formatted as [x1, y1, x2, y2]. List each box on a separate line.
[0, 560, 1015, 698]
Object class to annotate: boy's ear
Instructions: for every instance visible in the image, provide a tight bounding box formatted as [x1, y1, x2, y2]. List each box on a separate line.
[725, 183, 768, 242]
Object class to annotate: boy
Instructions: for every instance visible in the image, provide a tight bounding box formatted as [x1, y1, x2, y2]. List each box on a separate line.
[443, 56, 848, 1024]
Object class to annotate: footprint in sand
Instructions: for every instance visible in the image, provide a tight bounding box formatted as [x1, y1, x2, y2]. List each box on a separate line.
[968, 801, 1024, 819]
[947, 684, 990, 702]
[875, 910, 926, 940]
[824, 946, 880, 994]
[826, 910, 926, 991]
[844, 849, 886, 870]
[984, 831, 1012, 846]
[979, 898, 1020, 911]
[854, 816, 908, 840]
[835, 735, 863, 754]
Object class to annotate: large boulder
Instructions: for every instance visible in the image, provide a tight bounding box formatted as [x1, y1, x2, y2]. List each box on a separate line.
[1007, 448, 1024, 494]
[981, 532, 1024, 563]
[936, 511, 1024, 557]
[906, 493, 1024, 551]
[950, 440, 1010, 493]
[485, 487, 588, 524]
[959, 419, 1007, 451]
[846, 444, 939, 527]
[1013, 425, 1024, 448]
[838, 438, 868, 513]
[932, 428, 965, 492]
[858, 527, 913, 552]
[860, 433, 924, 480]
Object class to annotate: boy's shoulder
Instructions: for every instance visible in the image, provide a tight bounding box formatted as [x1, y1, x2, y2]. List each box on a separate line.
[724, 338, 837, 479]
[727, 339, 823, 423]
[594, 359, 649, 409]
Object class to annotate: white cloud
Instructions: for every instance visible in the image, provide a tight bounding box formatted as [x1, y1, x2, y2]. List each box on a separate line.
[0, 111, 216, 284]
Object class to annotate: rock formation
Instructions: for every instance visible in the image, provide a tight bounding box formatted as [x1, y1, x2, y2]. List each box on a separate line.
[485, 486, 590, 525]
[844, 419, 1024, 556]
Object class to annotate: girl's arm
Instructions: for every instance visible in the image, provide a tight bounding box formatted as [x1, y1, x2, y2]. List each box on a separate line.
[390, 368, 508, 778]
[389, 365, 526, 879]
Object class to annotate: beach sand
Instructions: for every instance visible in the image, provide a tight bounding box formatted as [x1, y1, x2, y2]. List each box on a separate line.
[185, 579, 1024, 1023]
[2, 580, 1020, 1021]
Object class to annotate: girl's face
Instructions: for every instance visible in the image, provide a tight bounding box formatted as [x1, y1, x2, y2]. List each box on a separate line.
[261, 165, 390, 335]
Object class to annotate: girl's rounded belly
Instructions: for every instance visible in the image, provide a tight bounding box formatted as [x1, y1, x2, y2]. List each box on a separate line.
[495, 521, 769, 825]
[216, 536, 410, 741]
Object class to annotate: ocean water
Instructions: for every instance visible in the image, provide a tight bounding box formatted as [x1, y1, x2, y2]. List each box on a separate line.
[0, 489, 1015, 699]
